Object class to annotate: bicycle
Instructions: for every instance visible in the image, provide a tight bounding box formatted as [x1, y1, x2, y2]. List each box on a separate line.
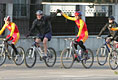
[61, 38, 94, 69]
[24, 37, 57, 68]
[96, 37, 118, 70]
[109, 41, 118, 70]
[0, 38, 25, 66]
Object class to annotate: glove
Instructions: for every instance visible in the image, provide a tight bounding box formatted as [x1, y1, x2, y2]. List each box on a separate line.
[56, 9, 62, 13]
[5, 36, 11, 42]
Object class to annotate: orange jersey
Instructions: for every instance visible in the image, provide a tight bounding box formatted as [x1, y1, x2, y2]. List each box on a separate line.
[110, 27, 118, 31]
[0, 22, 20, 44]
[62, 13, 88, 43]
[0, 22, 19, 36]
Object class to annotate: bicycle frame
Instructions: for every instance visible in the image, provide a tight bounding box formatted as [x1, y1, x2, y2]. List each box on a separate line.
[104, 41, 110, 52]
[0, 39, 14, 58]
[29, 46, 44, 58]
[66, 39, 76, 58]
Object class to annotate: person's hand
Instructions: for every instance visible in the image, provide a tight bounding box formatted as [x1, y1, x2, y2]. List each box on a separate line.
[5, 36, 11, 42]
[56, 9, 62, 13]
[97, 36, 101, 39]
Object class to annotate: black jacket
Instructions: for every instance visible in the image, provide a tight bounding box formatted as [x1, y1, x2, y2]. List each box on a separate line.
[98, 21, 118, 39]
[29, 13, 57, 35]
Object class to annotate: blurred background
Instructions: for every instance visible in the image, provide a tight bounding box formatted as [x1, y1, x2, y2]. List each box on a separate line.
[0, 0, 118, 52]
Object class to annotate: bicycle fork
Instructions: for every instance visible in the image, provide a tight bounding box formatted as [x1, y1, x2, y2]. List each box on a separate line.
[28, 47, 35, 58]
[66, 41, 72, 58]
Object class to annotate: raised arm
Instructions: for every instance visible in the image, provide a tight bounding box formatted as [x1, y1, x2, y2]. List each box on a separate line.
[98, 23, 108, 37]
[45, 13, 57, 20]
[0, 24, 7, 35]
[61, 13, 76, 21]
[28, 19, 37, 35]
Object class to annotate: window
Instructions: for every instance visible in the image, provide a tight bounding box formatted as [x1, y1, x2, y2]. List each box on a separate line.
[13, 0, 29, 18]
[43, 0, 117, 3]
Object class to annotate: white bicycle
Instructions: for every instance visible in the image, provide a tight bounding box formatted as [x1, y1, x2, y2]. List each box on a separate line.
[24, 37, 57, 68]
[0, 38, 25, 66]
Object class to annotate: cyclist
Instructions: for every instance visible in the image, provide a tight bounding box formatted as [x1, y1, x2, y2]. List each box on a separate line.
[57, 9, 88, 59]
[97, 16, 118, 52]
[26, 10, 59, 59]
[0, 16, 20, 54]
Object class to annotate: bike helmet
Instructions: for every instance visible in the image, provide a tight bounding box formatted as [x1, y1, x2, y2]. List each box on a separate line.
[75, 11, 82, 16]
[4, 16, 10, 21]
[36, 10, 43, 15]
[108, 16, 115, 20]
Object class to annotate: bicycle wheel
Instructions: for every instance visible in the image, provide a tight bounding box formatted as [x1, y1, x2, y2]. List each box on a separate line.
[109, 50, 118, 70]
[97, 45, 108, 66]
[44, 47, 56, 67]
[0, 47, 6, 66]
[81, 49, 94, 69]
[25, 48, 37, 68]
[61, 48, 74, 69]
[13, 46, 25, 65]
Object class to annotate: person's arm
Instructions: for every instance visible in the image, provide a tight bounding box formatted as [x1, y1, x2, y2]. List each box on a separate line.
[77, 20, 84, 37]
[0, 24, 7, 35]
[110, 27, 118, 31]
[10, 23, 15, 36]
[46, 13, 57, 20]
[27, 20, 37, 36]
[61, 13, 76, 21]
[98, 23, 108, 37]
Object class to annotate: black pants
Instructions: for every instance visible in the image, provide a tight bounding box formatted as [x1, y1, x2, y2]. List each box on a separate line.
[74, 41, 86, 51]
[11, 44, 18, 54]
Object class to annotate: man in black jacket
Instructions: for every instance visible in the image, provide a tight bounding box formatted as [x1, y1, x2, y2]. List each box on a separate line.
[27, 10, 59, 59]
[97, 16, 118, 52]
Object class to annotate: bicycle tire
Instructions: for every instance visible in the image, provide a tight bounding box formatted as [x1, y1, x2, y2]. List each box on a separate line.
[96, 44, 108, 66]
[109, 50, 118, 70]
[0, 47, 6, 66]
[13, 46, 25, 65]
[61, 48, 74, 69]
[25, 48, 37, 68]
[81, 48, 94, 69]
[44, 47, 57, 67]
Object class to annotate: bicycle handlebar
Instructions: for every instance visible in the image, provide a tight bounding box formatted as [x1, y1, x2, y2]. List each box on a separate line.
[64, 38, 76, 41]
[0, 38, 6, 41]
[97, 37, 113, 39]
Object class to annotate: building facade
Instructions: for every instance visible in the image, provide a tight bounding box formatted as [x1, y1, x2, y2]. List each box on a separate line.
[1, 0, 118, 36]
[0, 0, 13, 35]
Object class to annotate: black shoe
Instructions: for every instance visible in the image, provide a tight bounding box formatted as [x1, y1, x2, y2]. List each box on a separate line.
[42, 56, 47, 60]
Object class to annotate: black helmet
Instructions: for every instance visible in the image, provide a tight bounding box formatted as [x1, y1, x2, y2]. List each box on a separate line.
[36, 10, 43, 15]
[108, 16, 115, 20]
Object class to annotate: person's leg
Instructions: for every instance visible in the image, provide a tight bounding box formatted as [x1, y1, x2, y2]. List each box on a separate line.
[74, 43, 77, 50]
[42, 32, 52, 58]
[106, 37, 112, 52]
[11, 33, 20, 55]
[43, 37, 48, 56]
[35, 38, 41, 47]
[76, 34, 87, 52]
[76, 41, 86, 51]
